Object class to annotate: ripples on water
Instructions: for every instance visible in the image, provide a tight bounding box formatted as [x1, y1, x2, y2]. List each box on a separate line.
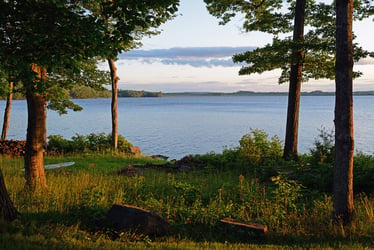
[1, 96, 373, 159]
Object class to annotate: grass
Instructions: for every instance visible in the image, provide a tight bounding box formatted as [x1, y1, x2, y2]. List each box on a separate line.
[1, 151, 374, 249]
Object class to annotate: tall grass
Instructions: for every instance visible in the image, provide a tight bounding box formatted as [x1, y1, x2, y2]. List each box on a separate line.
[1, 152, 374, 249]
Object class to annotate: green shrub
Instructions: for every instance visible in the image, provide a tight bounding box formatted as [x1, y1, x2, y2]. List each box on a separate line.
[47, 133, 134, 154]
[353, 152, 374, 193]
[295, 161, 333, 193]
[117, 134, 134, 154]
[239, 129, 283, 166]
[271, 173, 303, 212]
[47, 135, 75, 153]
[309, 127, 335, 164]
[193, 149, 241, 170]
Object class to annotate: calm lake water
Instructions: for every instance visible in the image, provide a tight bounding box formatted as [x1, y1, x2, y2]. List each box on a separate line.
[1, 96, 373, 159]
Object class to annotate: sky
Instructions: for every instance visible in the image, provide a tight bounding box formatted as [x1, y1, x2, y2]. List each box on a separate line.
[109, 0, 374, 93]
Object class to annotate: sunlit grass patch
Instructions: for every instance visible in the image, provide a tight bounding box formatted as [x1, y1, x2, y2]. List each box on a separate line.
[1, 152, 374, 248]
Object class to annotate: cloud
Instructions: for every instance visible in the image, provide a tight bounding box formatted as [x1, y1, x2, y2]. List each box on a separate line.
[118, 47, 255, 67]
[356, 56, 374, 65]
[158, 57, 241, 67]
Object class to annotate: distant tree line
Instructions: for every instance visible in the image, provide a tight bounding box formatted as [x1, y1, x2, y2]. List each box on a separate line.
[0, 85, 112, 100]
[118, 90, 162, 98]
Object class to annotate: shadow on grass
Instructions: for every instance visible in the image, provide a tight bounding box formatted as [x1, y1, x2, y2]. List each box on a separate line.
[15, 206, 374, 248]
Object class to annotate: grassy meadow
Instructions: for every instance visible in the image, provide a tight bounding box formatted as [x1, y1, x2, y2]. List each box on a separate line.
[1, 130, 374, 249]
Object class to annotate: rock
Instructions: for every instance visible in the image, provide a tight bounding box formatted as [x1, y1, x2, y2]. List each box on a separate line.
[178, 164, 192, 172]
[115, 166, 143, 177]
[219, 218, 268, 235]
[106, 204, 169, 236]
[130, 146, 141, 155]
[151, 154, 169, 160]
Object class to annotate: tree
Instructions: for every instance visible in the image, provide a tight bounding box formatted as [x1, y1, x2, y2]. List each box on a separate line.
[333, 0, 355, 225]
[24, 64, 48, 190]
[0, 169, 17, 221]
[85, 0, 179, 149]
[0, 1, 180, 190]
[283, 0, 306, 160]
[0, 1, 106, 190]
[0, 73, 13, 140]
[0, 63, 22, 141]
[1, 81, 12, 140]
[205, 0, 371, 160]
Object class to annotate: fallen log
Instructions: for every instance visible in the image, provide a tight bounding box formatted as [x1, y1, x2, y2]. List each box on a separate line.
[219, 218, 268, 235]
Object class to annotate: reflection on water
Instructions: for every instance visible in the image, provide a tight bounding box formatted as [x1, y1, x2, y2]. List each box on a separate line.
[1, 96, 373, 159]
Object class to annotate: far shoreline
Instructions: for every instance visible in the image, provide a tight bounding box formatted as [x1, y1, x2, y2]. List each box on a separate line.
[2, 90, 374, 101]
[162, 90, 374, 97]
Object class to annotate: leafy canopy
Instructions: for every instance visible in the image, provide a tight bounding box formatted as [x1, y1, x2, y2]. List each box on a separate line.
[205, 0, 373, 83]
[0, 1, 179, 113]
[84, 0, 180, 58]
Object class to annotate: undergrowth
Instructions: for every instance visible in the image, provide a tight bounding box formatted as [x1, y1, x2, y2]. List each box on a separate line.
[0, 129, 373, 249]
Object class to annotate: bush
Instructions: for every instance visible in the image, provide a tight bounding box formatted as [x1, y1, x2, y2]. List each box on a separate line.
[47, 135, 75, 154]
[309, 127, 334, 164]
[47, 133, 134, 154]
[353, 152, 374, 193]
[239, 129, 283, 166]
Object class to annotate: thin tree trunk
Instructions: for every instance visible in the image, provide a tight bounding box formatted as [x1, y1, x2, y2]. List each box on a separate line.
[108, 58, 119, 149]
[333, 0, 355, 225]
[283, 0, 306, 160]
[24, 64, 48, 191]
[1, 81, 13, 140]
[0, 168, 17, 221]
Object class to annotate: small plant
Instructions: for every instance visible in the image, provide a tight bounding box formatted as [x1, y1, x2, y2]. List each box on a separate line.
[172, 181, 199, 205]
[309, 127, 335, 164]
[271, 173, 302, 212]
[239, 129, 283, 165]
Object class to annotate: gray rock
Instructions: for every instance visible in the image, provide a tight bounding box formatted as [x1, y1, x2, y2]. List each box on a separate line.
[106, 204, 169, 236]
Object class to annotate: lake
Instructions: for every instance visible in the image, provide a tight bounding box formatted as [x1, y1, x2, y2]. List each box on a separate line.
[1, 96, 373, 159]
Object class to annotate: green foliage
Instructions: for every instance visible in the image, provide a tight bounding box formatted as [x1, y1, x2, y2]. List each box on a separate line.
[0, 0, 178, 114]
[47, 133, 134, 154]
[2, 153, 374, 248]
[193, 149, 241, 170]
[118, 90, 162, 98]
[84, 0, 180, 58]
[239, 129, 283, 166]
[295, 160, 333, 193]
[271, 173, 303, 213]
[205, 0, 293, 34]
[309, 127, 335, 164]
[69, 85, 111, 99]
[0, 1, 107, 80]
[205, 0, 372, 83]
[353, 152, 374, 193]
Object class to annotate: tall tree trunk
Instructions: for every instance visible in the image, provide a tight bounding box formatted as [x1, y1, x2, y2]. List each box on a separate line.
[24, 64, 48, 191]
[108, 58, 119, 149]
[333, 0, 355, 225]
[0, 168, 17, 221]
[283, 0, 306, 160]
[1, 81, 13, 140]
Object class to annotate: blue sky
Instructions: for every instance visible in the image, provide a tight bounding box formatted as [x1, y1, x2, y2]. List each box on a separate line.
[111, 0, 374, 93]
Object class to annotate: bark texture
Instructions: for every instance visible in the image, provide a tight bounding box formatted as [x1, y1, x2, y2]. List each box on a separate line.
[333, 0, 355, 225]
[1, 81, 13, 140]
[0, 168, 18, 221]
[283, 0, 306, 160]
[1, 80, 13, 140]
[108, 58, 119, 149]
[24, 64, 48, 190]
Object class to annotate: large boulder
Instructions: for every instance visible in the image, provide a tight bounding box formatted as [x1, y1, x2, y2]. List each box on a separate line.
[106, 204, 169, 236]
